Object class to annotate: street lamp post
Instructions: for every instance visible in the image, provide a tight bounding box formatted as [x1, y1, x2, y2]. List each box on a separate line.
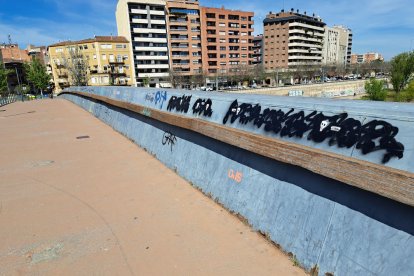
[14, 66, 24, 101]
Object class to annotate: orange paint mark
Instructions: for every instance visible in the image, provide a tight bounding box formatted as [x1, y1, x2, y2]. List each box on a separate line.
[228, 169, 243, 183]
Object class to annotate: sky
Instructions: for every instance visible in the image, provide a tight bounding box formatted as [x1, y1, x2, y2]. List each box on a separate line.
[0, 0, 413, 60]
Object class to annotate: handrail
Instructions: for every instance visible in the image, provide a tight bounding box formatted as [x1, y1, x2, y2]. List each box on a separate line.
[60, 91, 414, 207]
[0, 94, 18, 107]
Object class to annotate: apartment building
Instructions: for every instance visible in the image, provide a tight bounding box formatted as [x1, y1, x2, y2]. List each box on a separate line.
[252, 35, 263, 65]
[0, 44, 30, 91]
[336, 25, 353, 64]
[263, 9, 325, 70]
[166, 0, 203, 79]
[116, 0, 170, 87]
[0, 44, 31, 63]
[26, 45, 49, 66]
[321, 25, 353, 66]
[200, 6, 254, 75]
[350, 52, 384, 64]
[48, 36, 132, 92]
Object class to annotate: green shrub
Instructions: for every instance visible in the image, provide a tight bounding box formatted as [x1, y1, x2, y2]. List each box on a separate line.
[395, 80, 414, 102]
[365, 78, 387, 101]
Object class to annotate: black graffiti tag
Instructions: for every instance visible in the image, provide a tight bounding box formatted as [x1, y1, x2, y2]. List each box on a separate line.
[162, 131, 177, 152]
[222, 100, 405, 163]
[192, 98, 213, 117]
[167, 95, 192, 113]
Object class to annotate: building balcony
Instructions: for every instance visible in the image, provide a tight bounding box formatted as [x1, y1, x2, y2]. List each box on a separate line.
[289, 22, 324, 32]
[289, 42, 323, 49]
[172, 63, 190, 67]
[171, 45, 189, 48]
[170, 37, 188, 41]
[288, 55, 322, 60]
[135, 55, 169, 60]
[133, 28, 166, 34]
[132, 18, 150, 24]
[135, 46, 168, 52]
[171, 54, 189, 58]
[289, 36, 322, 43]
[149, 10, 165, 16]
[169, 20, 187, 25]
[130, 9, 147, 15]
[90, 70, 110, 75]
[288, 49, 322, 54]
[109, 59, 125, 65]
[169, 29, 188, 33]
[289, 29, 324, 37]
[151, 20, 166, 25]
[139, 72, 169, 78]
[134, 37, 167, 43]
[110, 71, 127, 76]
[138, 64, 169, 69]
[288, 61, 322, 66]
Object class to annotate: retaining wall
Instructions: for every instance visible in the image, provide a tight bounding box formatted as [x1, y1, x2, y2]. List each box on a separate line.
[231, 79, 367, 98]
[60, 86, 414, 276]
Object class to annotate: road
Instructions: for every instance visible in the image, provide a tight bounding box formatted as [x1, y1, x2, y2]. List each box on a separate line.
[0, 99, 305, 275]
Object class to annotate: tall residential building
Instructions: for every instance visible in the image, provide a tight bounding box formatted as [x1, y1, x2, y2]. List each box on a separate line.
[322, 25, 352, 66]
[166, 0, 203, 78]
[263, 9, 325, 70]
[48, 36, 132, 92]
[116, 0, 170, 88]
[252, 35, 263, 65]
[336, 25, 353, 64]
[350, 52, 384, 64]
[200, 6, 254, 75]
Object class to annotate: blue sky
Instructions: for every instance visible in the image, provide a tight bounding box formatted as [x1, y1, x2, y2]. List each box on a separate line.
[0, 0, 413, 60]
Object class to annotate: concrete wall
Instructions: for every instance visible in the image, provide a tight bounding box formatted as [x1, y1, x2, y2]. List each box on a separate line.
[61, 87, 414, 276]
[231, 79, 367, 98]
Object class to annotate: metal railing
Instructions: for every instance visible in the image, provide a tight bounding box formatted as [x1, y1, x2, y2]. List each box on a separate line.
[0, 94, 18, 107]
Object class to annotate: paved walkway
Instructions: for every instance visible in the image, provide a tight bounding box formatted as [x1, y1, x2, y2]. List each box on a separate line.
[0, 99, 305, 275]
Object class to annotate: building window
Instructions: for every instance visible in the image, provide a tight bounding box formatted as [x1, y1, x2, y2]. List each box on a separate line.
[55, 48, 63, 53]
[102, 54, 107, 60]
[101, 44, 112, 49]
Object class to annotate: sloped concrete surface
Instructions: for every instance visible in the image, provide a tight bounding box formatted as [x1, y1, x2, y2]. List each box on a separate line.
[0, 100, 305, 276]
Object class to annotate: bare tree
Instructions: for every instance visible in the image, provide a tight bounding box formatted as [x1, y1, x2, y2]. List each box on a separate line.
[252, 64, 266, 85]
[168, 69, 186, 89]
[61, 46, 89, 86]
[190, 70, 207, 88]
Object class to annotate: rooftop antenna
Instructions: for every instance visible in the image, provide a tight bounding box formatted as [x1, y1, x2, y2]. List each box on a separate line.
[8, 34, 13, 59]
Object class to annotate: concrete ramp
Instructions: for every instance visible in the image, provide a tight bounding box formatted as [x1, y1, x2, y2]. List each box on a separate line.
[0, 100, 305, 275]
[61, 87, 414, 276]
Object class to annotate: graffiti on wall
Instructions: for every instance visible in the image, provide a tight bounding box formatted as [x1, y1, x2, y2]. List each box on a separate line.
[145, 91, 168, 109]
[222, 100, 404, 163]
[167, 95, 214, 117]
[288, 90, 304, 97]
[162, 131, 177, 152]
[192, 98, 213, 117]
[228, 169, 243, 183]
[167, 95, 192, 113]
